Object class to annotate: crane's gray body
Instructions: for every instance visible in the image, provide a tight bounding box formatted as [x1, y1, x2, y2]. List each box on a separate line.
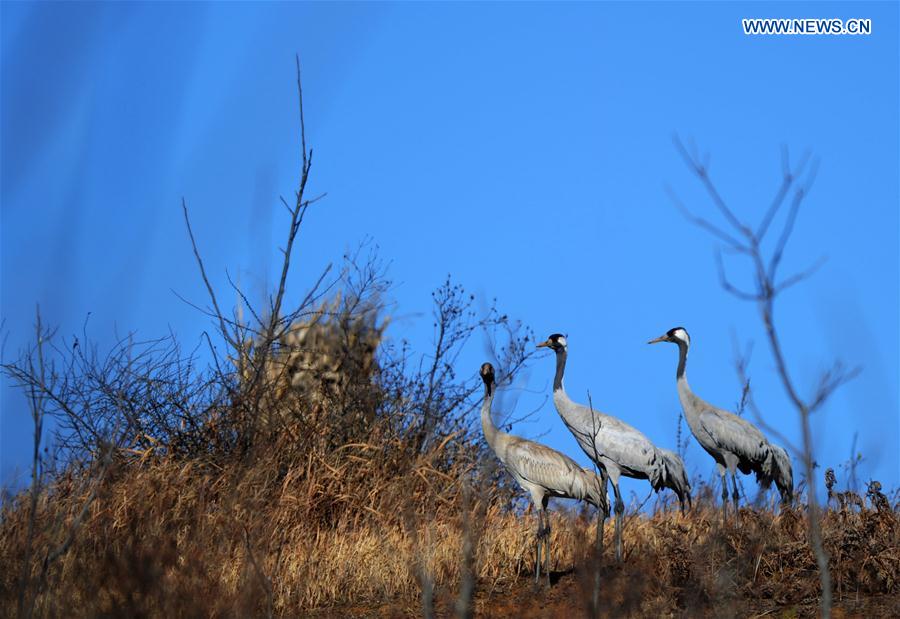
[482, 381, 607, 511]
[655, 328, 793, 504]
[545, 337, 691, 503]
[678, 377, 770, 473]
[553, 389, 672, 490]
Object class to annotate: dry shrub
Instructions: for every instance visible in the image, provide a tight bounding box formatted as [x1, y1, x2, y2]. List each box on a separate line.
[3, 454, 898, 618]
[574, 500, 900, 618]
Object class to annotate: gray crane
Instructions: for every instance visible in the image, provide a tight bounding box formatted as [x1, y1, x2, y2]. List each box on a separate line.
[648, 327, 793, 522]
[479, 362, 609, 586]
[537, 334, 691, 562]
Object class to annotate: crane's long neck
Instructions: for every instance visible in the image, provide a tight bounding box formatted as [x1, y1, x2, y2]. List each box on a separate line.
[551, 348, 600, 449]
[675, 341, 698, 425]
[480, 383, 500, 450]
[553, 348, 567, 393]
[676, 341, 688, 382]
[552, 349, 578, 418]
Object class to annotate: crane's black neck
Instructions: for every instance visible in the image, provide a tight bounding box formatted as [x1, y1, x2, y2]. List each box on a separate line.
[480, 384, 499, 448]
[553, 348, 567, 392]
[676, 341, 688, 380]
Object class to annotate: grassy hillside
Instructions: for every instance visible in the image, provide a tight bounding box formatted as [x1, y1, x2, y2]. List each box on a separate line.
[2, 439, 897, 617]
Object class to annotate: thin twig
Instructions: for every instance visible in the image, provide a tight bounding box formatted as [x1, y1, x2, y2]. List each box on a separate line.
[673, 141, 847, 618]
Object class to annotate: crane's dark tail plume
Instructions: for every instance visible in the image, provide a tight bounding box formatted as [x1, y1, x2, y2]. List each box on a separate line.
[756, 444, 794, 505]
[658, 449, 692, 512]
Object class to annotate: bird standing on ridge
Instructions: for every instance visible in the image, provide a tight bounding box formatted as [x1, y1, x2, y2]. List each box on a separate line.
[648, 327, 793, 522]
[537, 334, 691, 562]
[478, 362, 609, 586]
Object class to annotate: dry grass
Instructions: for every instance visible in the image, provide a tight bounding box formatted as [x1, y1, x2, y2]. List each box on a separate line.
[2, 436, 898, 618]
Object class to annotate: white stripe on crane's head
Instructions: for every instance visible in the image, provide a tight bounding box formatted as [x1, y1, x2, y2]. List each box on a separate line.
[540, 333, 568, 352]
[668, 327, 690, 346]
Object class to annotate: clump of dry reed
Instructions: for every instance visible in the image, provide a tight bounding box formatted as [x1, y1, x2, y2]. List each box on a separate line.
[2, 435, 898, 618]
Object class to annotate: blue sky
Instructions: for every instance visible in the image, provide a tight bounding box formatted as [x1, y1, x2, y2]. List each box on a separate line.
[2, 2, 898, 500]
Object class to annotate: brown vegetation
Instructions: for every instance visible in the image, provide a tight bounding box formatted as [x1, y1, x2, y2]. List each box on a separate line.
[1, 448, 898, 617]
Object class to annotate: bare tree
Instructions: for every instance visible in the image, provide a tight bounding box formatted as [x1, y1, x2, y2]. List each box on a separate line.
[669, 137, 859, 618]
[15, 307, 49, 619]
[179, 54, 338, 456]
[7, 307, 117, 619]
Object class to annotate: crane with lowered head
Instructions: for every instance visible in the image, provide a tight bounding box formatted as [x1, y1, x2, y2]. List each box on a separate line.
[479, 362, 609, 586]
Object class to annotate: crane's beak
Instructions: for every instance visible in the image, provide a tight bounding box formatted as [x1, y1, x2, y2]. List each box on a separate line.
[536, 340, 551, 349]
[647, 335, 668, 345]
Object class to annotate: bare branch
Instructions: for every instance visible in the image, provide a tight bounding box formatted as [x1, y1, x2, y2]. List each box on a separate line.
[225, 268, 264, 329]
[768, 157, 819, 282]
[715, 251, 760, 301]
[296, 53, 308, 170]
[666, 186, 749, 251]
[170, 290, 267, 341]
[756, 146, 812, 243]
[182, 199, 238, 349]
[809, 362, 862, 413]
[734, 356, 801, 455]
[673, 134, 750, 238]
[773, 256, 828, 295]
[757, 170, 793, 242]
[18, 306, 47, 618]
[676, 142, 840, 617]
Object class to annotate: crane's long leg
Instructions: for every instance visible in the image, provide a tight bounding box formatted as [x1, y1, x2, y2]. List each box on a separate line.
[717, 463, 728, 525]
[612, 482, 624, 563]
[543, 508, 551, 588]
[730, 472, 741, 521]
[534, 509, 542, 585]
[679, 489, 691, 515]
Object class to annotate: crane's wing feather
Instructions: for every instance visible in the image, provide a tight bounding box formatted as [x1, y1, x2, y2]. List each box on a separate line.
[505, 438, 603, 504]
[697, 407, 769, 470]
[565, 401, 662, 480]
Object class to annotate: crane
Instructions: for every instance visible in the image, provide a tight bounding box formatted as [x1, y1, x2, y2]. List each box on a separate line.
[537, 334, 691, 562]
[479, 362, 609, 586]
[648, 326, 793, 522]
